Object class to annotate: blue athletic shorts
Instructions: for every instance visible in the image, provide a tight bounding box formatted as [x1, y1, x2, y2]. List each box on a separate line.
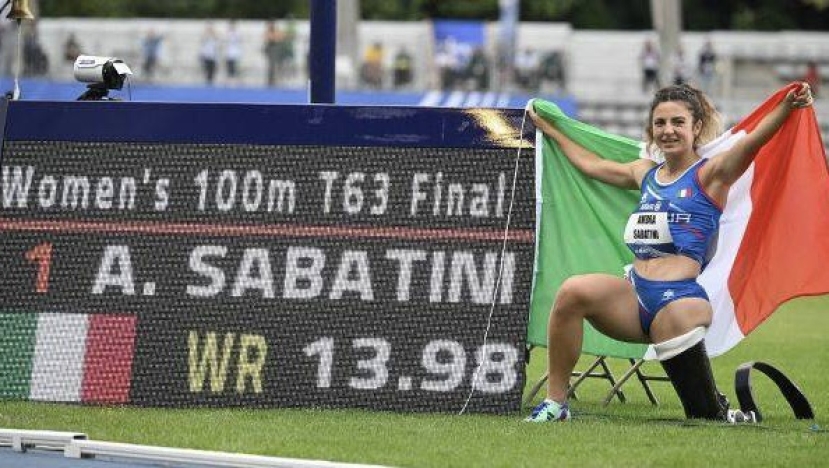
[628, 268, 709, 335]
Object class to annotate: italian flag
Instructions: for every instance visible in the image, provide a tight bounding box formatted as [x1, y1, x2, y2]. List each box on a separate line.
[0, 312, 137, 403]
[529, 83, 829, 358]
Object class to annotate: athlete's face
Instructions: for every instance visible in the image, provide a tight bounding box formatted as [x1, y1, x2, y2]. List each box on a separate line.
[651, 100, 701, 158]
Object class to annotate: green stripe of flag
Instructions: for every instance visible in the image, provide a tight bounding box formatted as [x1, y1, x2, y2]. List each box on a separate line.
[0, 312, 39, 398]
[530, 99, 649, 358]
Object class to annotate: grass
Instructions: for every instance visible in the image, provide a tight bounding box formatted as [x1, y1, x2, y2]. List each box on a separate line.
[1, 295, 827, 467]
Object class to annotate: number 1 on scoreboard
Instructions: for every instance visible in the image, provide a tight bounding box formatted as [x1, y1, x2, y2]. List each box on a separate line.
[25, 242, 52, 293]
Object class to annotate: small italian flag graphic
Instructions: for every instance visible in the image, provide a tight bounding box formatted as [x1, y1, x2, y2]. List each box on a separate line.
[0, 312, 136, 404]
[677, 188, 692, 198]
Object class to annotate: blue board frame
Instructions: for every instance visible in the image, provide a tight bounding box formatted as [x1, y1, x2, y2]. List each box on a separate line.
[5, 101, 535, 148]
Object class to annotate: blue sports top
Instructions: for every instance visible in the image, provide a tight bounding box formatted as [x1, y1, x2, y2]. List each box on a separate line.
[623, 159, 722, 269]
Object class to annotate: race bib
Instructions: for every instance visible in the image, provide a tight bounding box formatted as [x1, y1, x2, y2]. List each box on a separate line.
[623, 211, 673, 245]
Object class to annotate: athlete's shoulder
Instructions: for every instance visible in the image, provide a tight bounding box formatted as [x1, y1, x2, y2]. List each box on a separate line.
[632, 158, 659, 188]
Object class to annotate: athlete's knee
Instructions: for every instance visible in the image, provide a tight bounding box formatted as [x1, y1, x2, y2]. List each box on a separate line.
[551, 275, 594, 319]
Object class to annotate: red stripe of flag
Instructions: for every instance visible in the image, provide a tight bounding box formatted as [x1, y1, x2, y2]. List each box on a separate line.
[729, 84, 829, 333]
[81, 314, 137, 404]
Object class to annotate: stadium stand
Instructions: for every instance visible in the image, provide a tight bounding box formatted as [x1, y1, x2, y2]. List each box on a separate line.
[12, 19, 829, 152]
[559, 30, 829, 152]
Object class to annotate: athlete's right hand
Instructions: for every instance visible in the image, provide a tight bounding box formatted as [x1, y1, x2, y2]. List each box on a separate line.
[526, 106, 544, 128]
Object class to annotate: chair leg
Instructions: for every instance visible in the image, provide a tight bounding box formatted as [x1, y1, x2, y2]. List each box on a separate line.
[567, 356, 606, 397]
[602, 359, 646, 406]
[631, 358, 669, 405]
[523, 356, 605, 406]
[522, 372, 548, 407]
[525, 356, 671, 408]
[598, 356, 626, 403]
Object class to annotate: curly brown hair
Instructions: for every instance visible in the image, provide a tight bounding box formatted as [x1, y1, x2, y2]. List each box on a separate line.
[644, 84, 723, 155]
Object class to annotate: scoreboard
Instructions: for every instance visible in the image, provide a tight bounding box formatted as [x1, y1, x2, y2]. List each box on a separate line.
[0, 101, 535, 413]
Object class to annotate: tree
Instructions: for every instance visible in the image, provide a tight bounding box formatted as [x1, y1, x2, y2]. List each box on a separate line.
[37, 0, 829, 30]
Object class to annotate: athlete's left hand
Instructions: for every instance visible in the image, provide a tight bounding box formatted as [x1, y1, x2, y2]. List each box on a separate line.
[790, 82, 814, 109]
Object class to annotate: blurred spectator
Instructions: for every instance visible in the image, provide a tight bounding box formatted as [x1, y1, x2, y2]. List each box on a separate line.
[224, 20, 242, 84]
[262, 19, 294, 87]
[539, 50, 566, 92]
[262, 20, 281, 86]
[671, 45, 689, 85]
[63, 33, 81, 64]
[360, 41, 384, 88]
[199, 23, 219, 85]
[23, 24, 48, 77]
[283, 16, 297, 81]
[495, 45, 513, 91]
[0, 22, 12, 76]
[640, 39, 660, 93]
[141, 28, 163, 81]
[434, 35, 475, 90]
[466, 46, 490, 91]
[697, 39, 717, 94]
[435, 36, 459, 90]
[452, 41, 473, 88]
[514, 47, 540, 91]
[392, 46, 413, 88]
[804, 61, 820, 98]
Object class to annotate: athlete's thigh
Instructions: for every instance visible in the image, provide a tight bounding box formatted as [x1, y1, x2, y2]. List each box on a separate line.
[561, 273, 649, 343]
[649, 298, 713, 343]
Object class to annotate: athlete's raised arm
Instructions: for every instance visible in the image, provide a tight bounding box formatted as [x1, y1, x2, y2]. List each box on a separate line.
[528, 106, 655, 190]
[702, 82, 813, 190]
